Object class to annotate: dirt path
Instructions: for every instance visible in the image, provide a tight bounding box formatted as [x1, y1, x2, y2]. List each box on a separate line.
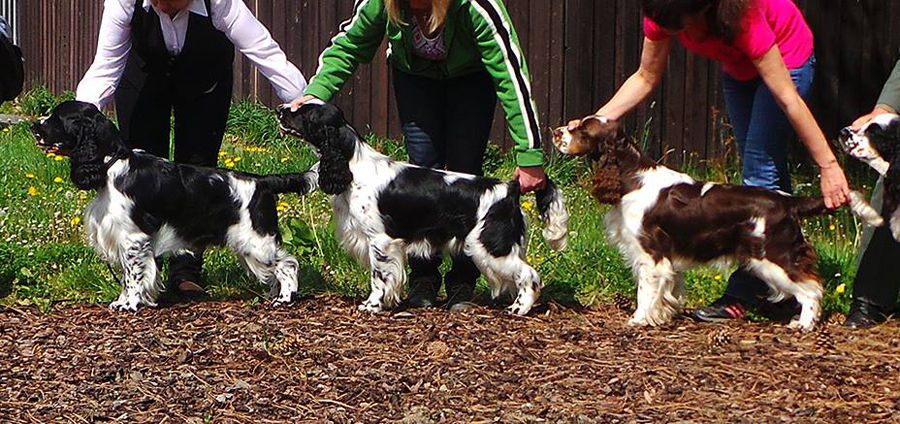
[2, 296, 899, 423]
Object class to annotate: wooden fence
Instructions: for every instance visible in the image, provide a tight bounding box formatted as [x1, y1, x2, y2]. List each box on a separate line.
[15, 0, 900, 162]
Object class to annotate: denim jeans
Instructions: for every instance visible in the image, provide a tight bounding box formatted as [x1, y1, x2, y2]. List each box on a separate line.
[392, 67, 498, 296]
[720, 55, 816, 305]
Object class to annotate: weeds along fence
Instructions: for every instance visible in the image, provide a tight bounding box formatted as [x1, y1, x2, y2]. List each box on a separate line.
[15, 0, 900, 164]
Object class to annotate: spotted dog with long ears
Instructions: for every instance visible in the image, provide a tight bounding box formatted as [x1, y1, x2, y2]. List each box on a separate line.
[838, 113, 900, 241]
[32, 100, 316, 311]
[277, 102, 568, 315]
[552, 116, 883, 331]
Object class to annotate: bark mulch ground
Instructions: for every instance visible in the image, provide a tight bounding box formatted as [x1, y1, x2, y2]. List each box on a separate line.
[2, 295, 899, 423]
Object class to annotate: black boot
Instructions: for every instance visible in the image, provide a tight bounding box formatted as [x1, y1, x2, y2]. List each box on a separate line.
[844, 298, 889, 329]
[405, 256, 442, 308]
[444, 256, 479, 312]
[406, 276, 440, 308]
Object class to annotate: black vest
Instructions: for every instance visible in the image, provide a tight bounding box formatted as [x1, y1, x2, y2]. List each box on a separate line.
[125, 0, 235, 96]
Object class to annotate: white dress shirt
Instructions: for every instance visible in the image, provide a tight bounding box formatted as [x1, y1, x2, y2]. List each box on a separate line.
[76, 0, 307, 109]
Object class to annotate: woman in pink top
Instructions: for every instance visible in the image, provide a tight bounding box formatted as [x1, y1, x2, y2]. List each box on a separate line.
[570, 0, 851, 323]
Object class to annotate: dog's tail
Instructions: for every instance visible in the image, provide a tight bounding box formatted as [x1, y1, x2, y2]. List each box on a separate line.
[790, 190, 883, 226]
[535, 179, 569, 251]
[260, 170, 318, 195]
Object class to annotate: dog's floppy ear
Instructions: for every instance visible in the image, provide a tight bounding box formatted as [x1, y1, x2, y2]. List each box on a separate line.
[68, 116, 107, 190]
[591, 150, 623, 204]
[582, 116, 620, 141]
[317, 128, 354, 195]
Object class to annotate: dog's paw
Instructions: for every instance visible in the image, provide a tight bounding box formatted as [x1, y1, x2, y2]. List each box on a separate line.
[109, 298, 141, 313]
[358, 300, 384, 313]
[788, 319, 817, 333]
[627, 315, 650, 327]
[505, 302, 531, 316]
[272, 293, 295, 307]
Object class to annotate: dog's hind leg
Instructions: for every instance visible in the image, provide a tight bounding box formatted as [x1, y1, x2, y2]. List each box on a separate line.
[359, 235, 406, 313]
[747, 258, 822, 332]
[272, 249, 300, 305]
[110, 236, 159, 312]
[466, 245, 541, 316]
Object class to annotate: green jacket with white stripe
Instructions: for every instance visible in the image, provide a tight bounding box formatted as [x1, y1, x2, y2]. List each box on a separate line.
[305, 0, 544, 167]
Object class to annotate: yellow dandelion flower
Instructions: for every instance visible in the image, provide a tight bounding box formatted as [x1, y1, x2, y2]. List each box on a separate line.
[54, 155, 64, 162]
[79, 191, 89, 199]
[233, 157, 242, 162]
[714, 274, 722, 280]
[57, 187, 63, 192]
[522, 201, 534, 211]
[219, 151, 228, 157]
[246, 147, 258, 152]
[46, 152, 56, 158]
[280, 157, 290, 163]
[27, 186, 37, 196]
[2, 127, 9, 132]
[71, 217, 81, 226]
[835, 284, 845, 295]
[278, 201, 290, 208]
[54, 176, 63, 183]
[829, 224, 836, 231]
[25, 173, 35, 179]
[276, 205, 287, 212]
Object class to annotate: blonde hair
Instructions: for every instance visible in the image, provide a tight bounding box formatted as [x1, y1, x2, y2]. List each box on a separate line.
[384, 0, 452, 33]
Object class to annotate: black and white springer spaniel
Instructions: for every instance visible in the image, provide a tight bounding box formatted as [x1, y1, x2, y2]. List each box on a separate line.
[552, 116, 883, 331]
[838, 113, 900, 242]
[276, 102, 568, 315]
[32, 101, 317, 311]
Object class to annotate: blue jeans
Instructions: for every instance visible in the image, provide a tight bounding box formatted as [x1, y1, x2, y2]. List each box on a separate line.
[720, 54, 816, 305]
[392, 68, 498, 296]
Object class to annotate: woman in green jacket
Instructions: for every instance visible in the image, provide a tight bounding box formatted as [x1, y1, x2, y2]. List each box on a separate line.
[292, 0, 546, 311]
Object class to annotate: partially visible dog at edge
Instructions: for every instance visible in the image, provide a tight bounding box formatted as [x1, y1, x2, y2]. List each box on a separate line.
[552, 116, 883, 331]
[838, 113, 900, 242]
[32, 100, 317, 311]
[276, 102, 568, 316]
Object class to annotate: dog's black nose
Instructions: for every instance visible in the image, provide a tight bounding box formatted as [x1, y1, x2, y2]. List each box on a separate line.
[840, 127, 853, 138]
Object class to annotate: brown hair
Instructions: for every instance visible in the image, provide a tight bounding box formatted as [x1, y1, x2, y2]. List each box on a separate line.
[641, 0, 751, 45]
[384, 0, 452, 34]
[579, 118, 625, 204]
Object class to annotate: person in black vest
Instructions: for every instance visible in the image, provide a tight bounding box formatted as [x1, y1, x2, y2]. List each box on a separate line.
[76, 0, 307, 300]
[0, 15, 24, 103]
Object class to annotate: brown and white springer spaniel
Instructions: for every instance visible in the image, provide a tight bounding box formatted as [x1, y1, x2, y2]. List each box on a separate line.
[552, 116, 883, 331]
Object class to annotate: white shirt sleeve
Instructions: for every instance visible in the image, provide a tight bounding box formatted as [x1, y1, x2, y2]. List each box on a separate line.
[75, 0, 135, 110]
[212, 0, 307, 102]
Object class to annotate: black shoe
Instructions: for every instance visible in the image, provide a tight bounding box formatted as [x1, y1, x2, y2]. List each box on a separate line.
[757, 298, 801, 323]
[692, 295, 748, 322]
[405, 277, 439, 309]
[444, 283, 476, 312]
[844, 300, 888, 329]
[172, 280, 207, 302]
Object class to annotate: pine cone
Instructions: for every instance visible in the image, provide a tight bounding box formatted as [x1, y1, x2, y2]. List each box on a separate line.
[269, 335, 302, 356]
[707, 329, 732, 349]
[825, 313, 845, 327]
[814, 330, 836, 352]
[613, 293, 633, 312]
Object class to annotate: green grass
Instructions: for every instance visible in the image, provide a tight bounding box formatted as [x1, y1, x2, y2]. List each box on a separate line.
[0, 88, 874, 315]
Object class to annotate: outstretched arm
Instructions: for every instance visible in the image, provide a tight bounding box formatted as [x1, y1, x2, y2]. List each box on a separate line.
[754, 45, 850, 209]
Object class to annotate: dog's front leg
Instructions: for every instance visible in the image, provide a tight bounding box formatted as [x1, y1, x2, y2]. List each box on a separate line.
[358, 235, 406, 313]
[109, 237, 158, 312]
